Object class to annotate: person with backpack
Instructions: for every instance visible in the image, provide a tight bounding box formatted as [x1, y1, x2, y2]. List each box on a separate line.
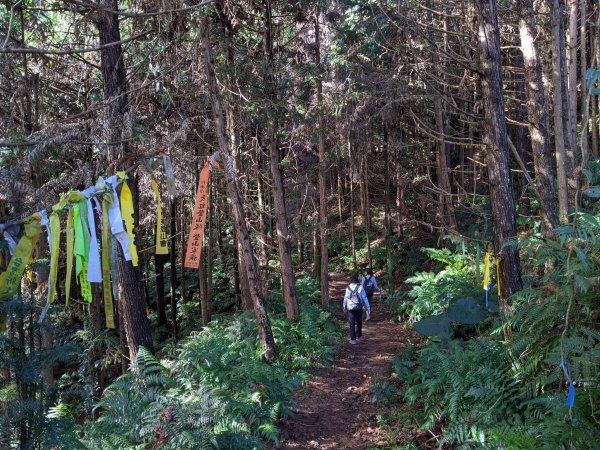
[343, 272, 371, 344]
[361, 267, 381, 306]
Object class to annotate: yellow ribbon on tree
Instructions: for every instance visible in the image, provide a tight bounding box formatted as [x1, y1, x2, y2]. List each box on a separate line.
[65, 207, 75, 305]
[495, 257, 501, 297]
[48, 212, 61, 303]
[118, 173, 139, 266]
[0, 219, 42, 329]
[151, 178, 169, 255]
[101, 195, 115, 329]
[47, 196, 67, 304]
[482, 251, 491, 290]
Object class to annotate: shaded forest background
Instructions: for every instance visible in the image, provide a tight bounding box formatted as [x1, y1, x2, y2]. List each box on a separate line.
[1, 0, 600, 448]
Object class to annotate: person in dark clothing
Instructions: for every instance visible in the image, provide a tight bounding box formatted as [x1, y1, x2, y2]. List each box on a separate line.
[361, 267, 381, 306]
[343, 272, 371, 344]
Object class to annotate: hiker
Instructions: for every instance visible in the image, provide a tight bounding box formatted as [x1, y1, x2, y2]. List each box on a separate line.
[343, 272, 371, 345]
[361, 267, 381, 305]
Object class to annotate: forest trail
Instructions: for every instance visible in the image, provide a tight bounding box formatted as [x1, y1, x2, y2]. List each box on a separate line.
[277, 274, 408, 449]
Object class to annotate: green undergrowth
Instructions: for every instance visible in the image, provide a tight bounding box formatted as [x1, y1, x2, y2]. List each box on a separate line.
[372, 216, 600, 449]
[41, 294, 341, 449]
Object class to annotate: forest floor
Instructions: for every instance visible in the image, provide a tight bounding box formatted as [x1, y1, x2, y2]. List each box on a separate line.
[276, 273, 411, 449]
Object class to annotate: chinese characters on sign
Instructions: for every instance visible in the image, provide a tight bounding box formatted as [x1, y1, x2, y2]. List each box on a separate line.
[184, 162, 211, 269]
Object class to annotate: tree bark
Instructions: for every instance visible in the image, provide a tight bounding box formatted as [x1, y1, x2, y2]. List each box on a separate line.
[550, 0, 572, 222]
[155, 254, 167, 326]
[434, 95, 457, 230]
[203, 15, 277, 362]
[592, 4, 600, 160]
[169, 198, 178, 340]
[315, 14, 329, 306]
[384, 128, 393, 290]
[580, 0, 589, 169]
[475, 0, 523, 302]
[263, 0, 299, 321]
[206, 182, 214, 323]
[518, 0, 560, 236]
[96, 0, 153, 358]
[566, 0, 579, 165]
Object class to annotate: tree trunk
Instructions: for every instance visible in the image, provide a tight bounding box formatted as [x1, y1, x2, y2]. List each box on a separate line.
[199, 246, 210, 326]
[256, 164, 269, 267]
[434, 95, 457, 230]
[580, 0, 589, 169]
[566, 0, 579, 165]
[475, 0, 523, 303]
[312, 224, 319, 279]
[337, 161, 344, 224]
[179, 203, 188, 306]
[550, 0, 572, 222]
[203, 15, 277, 362]
[155, 254, 167, 326]
[263, 0, 298, 321]
[169, 198, 178, 340]
[384, 128, 393, 290]
[206, 182, 214, 323]
[518, 0, 560, 236]
[96, 0, 153, 358]
[592, 4, 600, 160]
[315, 15, 329, 305]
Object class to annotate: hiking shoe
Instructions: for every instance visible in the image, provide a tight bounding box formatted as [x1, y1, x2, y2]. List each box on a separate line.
[357, 336, 364, 342]
[349, 339, 357, 345]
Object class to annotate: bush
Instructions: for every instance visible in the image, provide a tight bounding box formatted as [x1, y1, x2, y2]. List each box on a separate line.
[51, 301, 342, 449]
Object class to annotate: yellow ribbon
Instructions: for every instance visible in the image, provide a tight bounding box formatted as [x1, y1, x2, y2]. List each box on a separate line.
[65, 207, 75, 306]
[48, 212, 60, 303]
[482, 251, 491, 291]
[0, 219, 42, 330]
[495, 257, 501, 297]
[101, 196, 115, 329]
[118, 174, 139, 266]
[151, 178, 169, 255]
[48, 195, 68, 304]
[0, 220, 42, 299]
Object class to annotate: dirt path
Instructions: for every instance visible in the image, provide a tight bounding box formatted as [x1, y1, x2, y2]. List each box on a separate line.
[277, 274, 408, 449]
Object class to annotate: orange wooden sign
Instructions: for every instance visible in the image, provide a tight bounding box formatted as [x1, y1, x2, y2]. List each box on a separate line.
[184, 162, 211, 269]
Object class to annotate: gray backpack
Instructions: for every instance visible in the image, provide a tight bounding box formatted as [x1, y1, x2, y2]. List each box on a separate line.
[364, 275, 375, 296]
[347, 284, 362, 311]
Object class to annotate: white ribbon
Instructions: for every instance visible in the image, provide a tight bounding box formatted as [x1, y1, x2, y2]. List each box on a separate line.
[105, 175, 132, 261]
[3, 228, 18, 255]
[38, 210, 52, 324]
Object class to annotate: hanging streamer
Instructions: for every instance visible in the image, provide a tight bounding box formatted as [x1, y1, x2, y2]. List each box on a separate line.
[85, 197, 102, 283]
[184, 160, 211, 269]
[101, 195, 115, 329]
[482, 251, 491, 307]
[151, 178, 169, 255]
[2, 226, 18, 255]
[48, 197, 67, 304]
[559, 360, 576, 407]
[106, 175, 132, 261]
[0, 220, 42, 298]
[38, 206, 62, 324]
[118, 173, 139, 267]
[74, 202, 92, 303]
[161, 150, 178, 198]
[0, 219, 42, 329]
[65, 207, 75, 306]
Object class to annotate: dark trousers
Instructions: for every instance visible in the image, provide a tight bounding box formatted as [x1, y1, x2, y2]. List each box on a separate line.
[348, 309, 363, 340]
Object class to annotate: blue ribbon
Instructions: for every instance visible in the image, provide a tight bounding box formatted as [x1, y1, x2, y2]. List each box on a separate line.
[485, 284, 490, 308]
[559, 360, 575, 407]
